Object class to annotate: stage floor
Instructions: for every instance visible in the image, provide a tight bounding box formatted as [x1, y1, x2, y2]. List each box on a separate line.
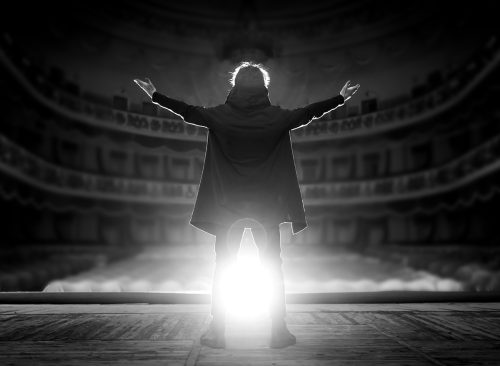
[1, 303, 500, 365]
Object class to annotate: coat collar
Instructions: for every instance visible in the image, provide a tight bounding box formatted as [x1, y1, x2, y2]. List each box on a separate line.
[225, 85, 271, 110]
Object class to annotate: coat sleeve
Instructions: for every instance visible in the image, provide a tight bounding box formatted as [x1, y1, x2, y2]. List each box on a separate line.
[287, 94, 345, 130]
[151, 91, 213, 128]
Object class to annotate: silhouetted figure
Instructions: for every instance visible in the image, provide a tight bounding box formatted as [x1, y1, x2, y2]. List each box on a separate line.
[134, 63, 359, 348]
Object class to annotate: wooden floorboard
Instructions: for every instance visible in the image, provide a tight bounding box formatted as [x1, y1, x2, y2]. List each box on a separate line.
[0, 303, 499, 365]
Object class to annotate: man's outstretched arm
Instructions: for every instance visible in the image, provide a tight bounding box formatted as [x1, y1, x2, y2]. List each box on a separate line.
[134, 78, 211, 128]
[289, 80, 360, 130]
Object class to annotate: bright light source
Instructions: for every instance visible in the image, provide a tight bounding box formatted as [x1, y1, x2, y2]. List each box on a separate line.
[220, 229, 272, 320]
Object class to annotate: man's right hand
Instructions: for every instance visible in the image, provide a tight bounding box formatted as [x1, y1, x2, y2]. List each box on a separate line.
[134, 78, 156, 98]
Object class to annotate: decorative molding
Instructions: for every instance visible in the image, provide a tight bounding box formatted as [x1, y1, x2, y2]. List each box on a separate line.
[1, 132, 499, 211]
[1, 36, 498, 142]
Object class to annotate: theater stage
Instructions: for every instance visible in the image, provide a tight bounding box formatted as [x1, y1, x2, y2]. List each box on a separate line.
[1, 295, 500, 365]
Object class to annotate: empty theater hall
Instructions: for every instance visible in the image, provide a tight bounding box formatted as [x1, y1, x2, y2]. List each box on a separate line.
[1, 0, 500, 365]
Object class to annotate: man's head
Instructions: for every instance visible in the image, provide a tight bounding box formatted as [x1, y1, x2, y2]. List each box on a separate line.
[230, 61, 270, 89]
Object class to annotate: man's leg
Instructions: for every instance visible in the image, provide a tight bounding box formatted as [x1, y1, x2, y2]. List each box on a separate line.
[252, 224, 296, 348]
[201, 225, 242, 348]
[210, 227, 230, 325]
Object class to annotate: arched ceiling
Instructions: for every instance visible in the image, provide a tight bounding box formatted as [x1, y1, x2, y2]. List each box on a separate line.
[76, 0, 428, 56]
[3, 0, 497, 108]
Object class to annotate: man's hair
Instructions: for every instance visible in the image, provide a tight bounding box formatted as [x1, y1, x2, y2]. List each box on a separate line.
[230, 61, 270, 88]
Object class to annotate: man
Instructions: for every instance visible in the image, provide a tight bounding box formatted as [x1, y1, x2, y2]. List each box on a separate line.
[135, 62, 359, 348]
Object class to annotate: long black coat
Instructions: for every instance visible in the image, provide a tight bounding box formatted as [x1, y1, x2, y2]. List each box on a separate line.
[152, 86, 344, 236]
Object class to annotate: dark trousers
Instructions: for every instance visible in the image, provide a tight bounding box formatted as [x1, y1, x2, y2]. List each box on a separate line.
[210, 223, 286, 322]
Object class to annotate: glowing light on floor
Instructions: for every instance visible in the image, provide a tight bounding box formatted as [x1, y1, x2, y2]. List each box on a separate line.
[221, 229, 272, 320]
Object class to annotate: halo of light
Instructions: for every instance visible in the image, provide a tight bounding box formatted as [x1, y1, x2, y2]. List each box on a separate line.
[229, 61, 270, 88]
[219, 222, 274, 320]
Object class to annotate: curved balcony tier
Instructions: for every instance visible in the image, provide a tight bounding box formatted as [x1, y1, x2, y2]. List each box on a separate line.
[1, 129, 499, 210]
[1, 36, 498, 142]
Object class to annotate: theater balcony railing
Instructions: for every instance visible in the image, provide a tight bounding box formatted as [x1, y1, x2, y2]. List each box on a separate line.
[1, 129, 500, 209]
[0, 134, 198, 205]
[302, 133, 500, 206]
[0, 36, 499, 142]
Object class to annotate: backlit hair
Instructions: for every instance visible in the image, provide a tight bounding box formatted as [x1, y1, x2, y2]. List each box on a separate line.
[230, 61, 270, 88]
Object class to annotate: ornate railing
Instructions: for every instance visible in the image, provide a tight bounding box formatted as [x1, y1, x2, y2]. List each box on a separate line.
[302, 134, 500, 205]
[1, 131, 500, 207]
[1, 36, 498, 142]
[294, 37, 500, 141]
[1, 101, 491, 182]
[0, 134, 198, 204]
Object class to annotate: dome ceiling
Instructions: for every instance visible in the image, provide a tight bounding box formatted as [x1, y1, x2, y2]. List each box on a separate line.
[32, 0, 441, 59]
[4, 1, 495, 108]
